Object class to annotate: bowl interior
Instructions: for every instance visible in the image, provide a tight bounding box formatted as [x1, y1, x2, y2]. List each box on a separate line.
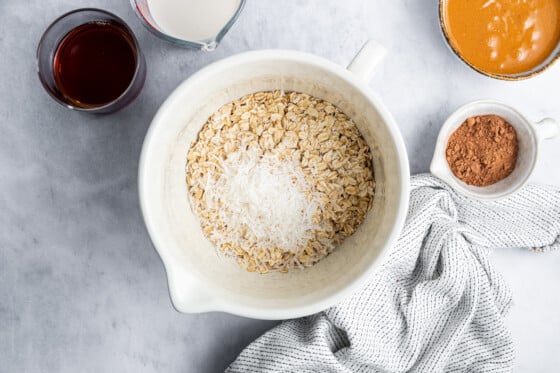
[140, 53, 407, 315]
[431, 101, 537, 200]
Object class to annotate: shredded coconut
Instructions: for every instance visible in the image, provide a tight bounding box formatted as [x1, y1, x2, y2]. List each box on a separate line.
[205, 147, 321, 254]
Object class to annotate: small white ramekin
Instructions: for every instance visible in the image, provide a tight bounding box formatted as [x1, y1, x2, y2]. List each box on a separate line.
[430, 100, 559, 200]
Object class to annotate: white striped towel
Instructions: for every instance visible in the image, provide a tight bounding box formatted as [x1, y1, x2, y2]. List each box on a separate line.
[227, 174, 560, 372]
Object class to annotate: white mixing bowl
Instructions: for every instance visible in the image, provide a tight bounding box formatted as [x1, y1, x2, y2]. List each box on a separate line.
[139, 40, 409, 320]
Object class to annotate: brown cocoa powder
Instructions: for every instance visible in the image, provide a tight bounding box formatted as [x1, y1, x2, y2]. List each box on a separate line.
[445, 115, 518, 186]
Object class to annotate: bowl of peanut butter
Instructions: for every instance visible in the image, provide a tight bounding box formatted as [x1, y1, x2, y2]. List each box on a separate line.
[439, 0, 560, 80]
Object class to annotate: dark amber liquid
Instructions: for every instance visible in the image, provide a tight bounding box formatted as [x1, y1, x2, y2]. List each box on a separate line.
[53, 21, 137, 108]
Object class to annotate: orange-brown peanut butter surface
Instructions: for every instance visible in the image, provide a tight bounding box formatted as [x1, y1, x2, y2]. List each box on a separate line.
[444, 0, 560, 75]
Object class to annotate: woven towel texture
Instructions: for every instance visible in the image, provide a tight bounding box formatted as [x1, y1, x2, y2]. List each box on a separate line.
[227, 174, 560, 373]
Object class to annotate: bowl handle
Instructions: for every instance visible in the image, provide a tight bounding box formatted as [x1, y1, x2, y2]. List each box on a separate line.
[166, 265, 217, 313]
[533, 118, 560, 141]
[347, 39, 387, 82]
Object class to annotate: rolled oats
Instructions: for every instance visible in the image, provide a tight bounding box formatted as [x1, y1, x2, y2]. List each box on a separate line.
[186, 91, 375, 273]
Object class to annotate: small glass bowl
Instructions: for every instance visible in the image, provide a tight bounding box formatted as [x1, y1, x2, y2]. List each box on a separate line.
[438, 0, 560, 81]
[130, 0, 246, 51]
[37, 8, 146, 114]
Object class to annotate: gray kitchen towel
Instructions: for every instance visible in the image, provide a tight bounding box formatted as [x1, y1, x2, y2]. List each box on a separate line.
[227, 174, 560, 373]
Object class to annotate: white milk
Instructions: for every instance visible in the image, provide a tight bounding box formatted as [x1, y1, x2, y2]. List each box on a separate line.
[147, 0, 241, 42]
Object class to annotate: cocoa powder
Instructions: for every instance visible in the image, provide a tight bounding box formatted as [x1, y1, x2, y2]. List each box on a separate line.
[445, 115, 518, 186]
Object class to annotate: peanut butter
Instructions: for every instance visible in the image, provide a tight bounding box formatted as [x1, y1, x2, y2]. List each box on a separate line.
[444, 0, 560, 75]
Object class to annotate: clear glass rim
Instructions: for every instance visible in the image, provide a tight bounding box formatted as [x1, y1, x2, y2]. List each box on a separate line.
[36, 8, 144, 112]
[129, 0, 246, 51]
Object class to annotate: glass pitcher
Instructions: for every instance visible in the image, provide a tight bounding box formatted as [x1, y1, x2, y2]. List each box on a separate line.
[131, 0, 246, 51]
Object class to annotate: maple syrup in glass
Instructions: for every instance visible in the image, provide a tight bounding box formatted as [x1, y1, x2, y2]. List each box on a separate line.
[53, 21, 136, 107]
[37, 9, 146, 114]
